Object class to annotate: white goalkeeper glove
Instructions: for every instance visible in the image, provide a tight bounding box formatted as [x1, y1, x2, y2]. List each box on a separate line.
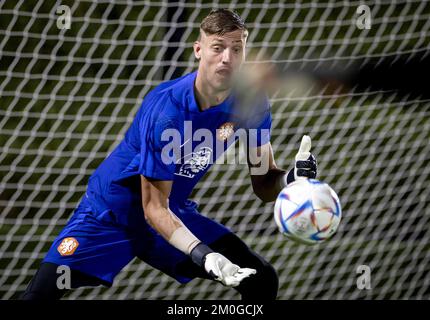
[286, 135, 318, 184]
[190, 243, 257, 287]
[203, 252, 256, 287]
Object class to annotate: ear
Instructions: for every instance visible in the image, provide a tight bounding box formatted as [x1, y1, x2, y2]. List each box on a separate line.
[193, 41, 201, 60]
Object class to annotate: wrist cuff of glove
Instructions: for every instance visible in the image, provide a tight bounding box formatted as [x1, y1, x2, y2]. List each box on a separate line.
[286, 168, 295, 184]
[190, 243, 214, 267]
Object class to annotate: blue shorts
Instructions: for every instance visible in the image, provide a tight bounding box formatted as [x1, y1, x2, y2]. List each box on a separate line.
[43, 196, 231, 285]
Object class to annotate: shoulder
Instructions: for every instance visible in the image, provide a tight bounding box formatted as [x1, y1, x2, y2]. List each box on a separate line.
[138, 72, 195, 117]
[135, 79, 185, 128]
[136, 74, 198, 139]
[233, 90, 272, 129]
[150, 71, 195, 102]
[256, 93, 271, 111]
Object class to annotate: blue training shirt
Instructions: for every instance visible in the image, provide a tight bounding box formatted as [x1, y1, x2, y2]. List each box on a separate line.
[85, 71, 272, 227]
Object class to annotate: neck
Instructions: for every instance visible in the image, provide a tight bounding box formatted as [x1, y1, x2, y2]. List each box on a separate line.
[194, 71, 230, 111]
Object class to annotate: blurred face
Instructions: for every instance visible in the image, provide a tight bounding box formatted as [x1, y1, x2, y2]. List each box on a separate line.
[194, 29, 247, 92]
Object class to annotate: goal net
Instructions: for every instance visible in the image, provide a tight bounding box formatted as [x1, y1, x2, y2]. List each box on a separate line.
[1, 0, 429, 299]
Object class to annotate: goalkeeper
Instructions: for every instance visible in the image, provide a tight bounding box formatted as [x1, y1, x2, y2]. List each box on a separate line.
[21, 9, 317, 300]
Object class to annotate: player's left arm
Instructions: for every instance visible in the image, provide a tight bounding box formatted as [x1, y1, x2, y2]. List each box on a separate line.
[248, 136, 318, 202]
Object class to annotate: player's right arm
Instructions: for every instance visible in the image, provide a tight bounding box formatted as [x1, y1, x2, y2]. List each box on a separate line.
[140, 177, 177, 237]
[140, 175, 256, 287]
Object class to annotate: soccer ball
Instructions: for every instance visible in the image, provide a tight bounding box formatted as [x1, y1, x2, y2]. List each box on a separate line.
[274, 178, 342, 245]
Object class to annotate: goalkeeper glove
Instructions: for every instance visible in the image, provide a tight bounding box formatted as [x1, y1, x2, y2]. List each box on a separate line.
[190, 243, 257, 287]
[286, 135, 317, 184]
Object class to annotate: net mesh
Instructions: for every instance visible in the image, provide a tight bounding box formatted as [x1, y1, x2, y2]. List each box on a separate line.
[1, 0, 429, 299]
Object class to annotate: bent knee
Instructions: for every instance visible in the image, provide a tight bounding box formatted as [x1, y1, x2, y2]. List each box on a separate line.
[258, 262, 279, 297]
[238, 261, 279, 300]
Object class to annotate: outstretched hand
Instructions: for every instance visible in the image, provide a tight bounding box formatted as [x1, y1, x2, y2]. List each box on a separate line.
[294, 135, 317, 180]
[204, 252, 257, 287]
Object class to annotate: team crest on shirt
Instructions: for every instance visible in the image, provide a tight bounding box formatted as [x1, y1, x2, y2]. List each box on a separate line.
[175, 147, 212, 178]
[57, 237, 79, 256]
[217, 122, 235, 141]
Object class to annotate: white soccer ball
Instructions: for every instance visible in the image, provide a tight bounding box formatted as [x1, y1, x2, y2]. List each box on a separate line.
[274, 178, 342, 245]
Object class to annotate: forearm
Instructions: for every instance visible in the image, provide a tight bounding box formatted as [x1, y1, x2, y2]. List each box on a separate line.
[252, 167, 294, 202]
[145, 206, 216, 267]
[145, 206, 200, 254]
[140, 176, 217, 271]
